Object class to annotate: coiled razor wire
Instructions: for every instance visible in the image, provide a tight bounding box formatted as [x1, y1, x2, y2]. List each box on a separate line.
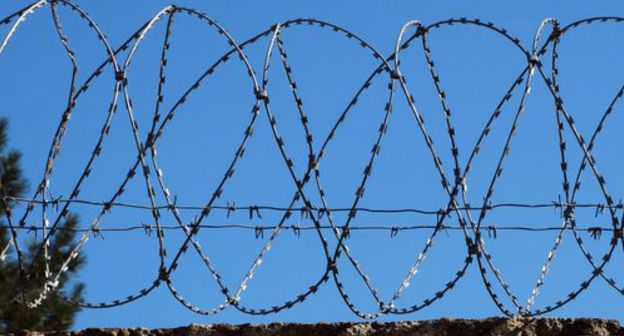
[1, 0, 624, 318]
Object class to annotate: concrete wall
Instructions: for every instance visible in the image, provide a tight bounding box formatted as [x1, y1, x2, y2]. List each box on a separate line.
[15, 318, 624, 336]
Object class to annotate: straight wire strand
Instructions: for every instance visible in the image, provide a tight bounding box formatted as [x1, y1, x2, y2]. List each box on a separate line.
[3, 196, 622, 214]
[3, 223, 621, 235]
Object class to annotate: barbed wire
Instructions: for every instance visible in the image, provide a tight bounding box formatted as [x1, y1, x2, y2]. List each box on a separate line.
[3, 223, 620, 237]
[1, 0, 624, 318]
[3, 196, 623, 215]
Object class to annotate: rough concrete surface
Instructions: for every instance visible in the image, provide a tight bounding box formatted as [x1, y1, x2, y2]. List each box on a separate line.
[12, 318, 624, 336]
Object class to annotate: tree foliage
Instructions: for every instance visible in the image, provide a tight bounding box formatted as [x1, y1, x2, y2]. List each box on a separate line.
[0, 118, 85, 333]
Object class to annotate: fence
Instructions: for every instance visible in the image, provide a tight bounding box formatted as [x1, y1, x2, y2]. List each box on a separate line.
[1, 0, 624, 319]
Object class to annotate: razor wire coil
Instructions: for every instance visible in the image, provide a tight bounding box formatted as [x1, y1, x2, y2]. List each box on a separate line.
[1, 0, 624, 318]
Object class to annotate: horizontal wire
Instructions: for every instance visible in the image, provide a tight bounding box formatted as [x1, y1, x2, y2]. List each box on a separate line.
[2, 196, 622, 215]
[3, 223, 618, 235]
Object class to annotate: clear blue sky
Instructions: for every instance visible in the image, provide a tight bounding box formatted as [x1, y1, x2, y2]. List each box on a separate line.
[2, 0, 624, 330]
